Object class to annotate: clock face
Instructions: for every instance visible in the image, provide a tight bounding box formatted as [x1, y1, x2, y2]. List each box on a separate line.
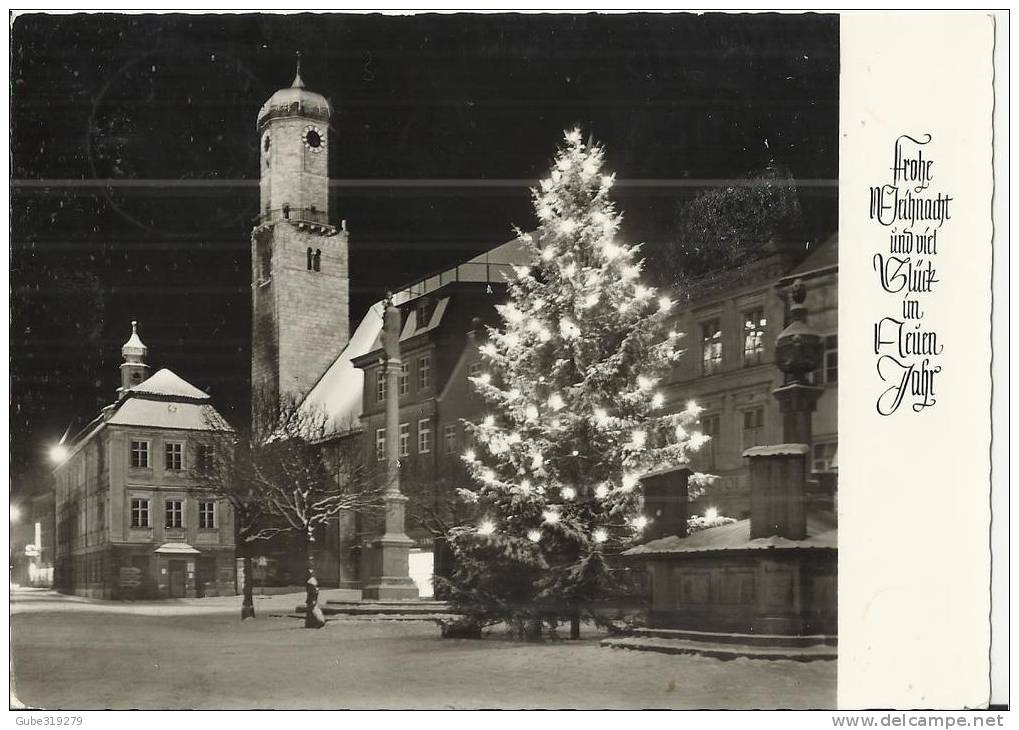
[302, 124, 325, 153]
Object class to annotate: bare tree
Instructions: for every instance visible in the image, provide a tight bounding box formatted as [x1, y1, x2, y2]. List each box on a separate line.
[197, 392, 383, 627]
[193, 418, 280, 620]
[248, 393, 384, 628]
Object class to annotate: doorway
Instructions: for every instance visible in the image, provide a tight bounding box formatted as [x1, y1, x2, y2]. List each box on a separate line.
[168, 560, 187, 598]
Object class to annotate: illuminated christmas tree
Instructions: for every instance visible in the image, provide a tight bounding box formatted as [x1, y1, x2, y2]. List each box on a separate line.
[442, 129, 712, 639]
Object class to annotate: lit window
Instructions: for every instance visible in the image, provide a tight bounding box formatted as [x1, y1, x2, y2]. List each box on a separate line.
[743, 308, 766, 366]
[813, 334, 838, 385]
[130, 498, 150, 528]
[165, 499, 183, 529]
[399, 423, 410, 457]
[741, 407, 765, 449]
[375, 429, 386, 461]
[418, 419, 432, 454]
[165, 442, 184, 471]
[443, 424, 458, 454]
[418, 355, 432, 390]
[198, 501, 216, 529]
[701, 413, 720, 469]
[130, 440, 149, 469]
[376, 369, 387, 403]
[701, 319, 722, 375]
[399, 362, 409, 396]
[813, 441, 838, 472]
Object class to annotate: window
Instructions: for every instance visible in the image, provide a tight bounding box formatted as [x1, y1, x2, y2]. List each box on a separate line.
[196, 443, 214, 473]
[742, 407, 765, 449]
[165, 499, 183, 529]
[444, 424, 458, 454]
[198, 501, 216, 529]
[96, 496, 105, 530]
[129, 440, 149, 469]
[813, 441, 838, 473]
[260, 249, 271, 282]
[165, 442, 184, 471]
[743, 308, 766, 366]
[399, 423, 410, 457]
[813, 334, 838, 385]
[375, 428, 386, 461]
[701, 413, 721, 469]
[376, 369, 387, 403]
[701, 319, 723, 375]
[418, 355, 432, 390]
[399, 362, 409, 396]
[467, 362, 483, 380]
[418, 419, 432, 454]
[130, 498, 150, 528]
[416, 300, 431, 330]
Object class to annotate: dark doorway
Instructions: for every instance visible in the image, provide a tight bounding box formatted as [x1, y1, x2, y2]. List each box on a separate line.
[168, 560, 187, 598]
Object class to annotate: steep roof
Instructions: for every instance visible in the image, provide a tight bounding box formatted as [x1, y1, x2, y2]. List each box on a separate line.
[299, 235, 531, 437]
[623, 510, 837, 557]
[299, 304, 385, 435]
[127, 368, 211, 401]
[779, 232, 838, 283]
[107, 399, 231, 431]
[54, 368, 231, 470]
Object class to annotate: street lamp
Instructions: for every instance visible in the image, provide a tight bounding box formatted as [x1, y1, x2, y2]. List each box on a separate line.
[48, 443, 68, 464]
[10, 504, 21, 524]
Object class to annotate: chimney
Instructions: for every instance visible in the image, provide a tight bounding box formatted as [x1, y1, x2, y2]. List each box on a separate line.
[745, 279, 824, 540]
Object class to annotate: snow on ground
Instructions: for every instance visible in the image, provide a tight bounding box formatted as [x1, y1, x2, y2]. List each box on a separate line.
[11, 588, 834, 710]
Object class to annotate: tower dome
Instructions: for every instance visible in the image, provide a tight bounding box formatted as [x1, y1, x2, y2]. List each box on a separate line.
[118, 320, 151, 397]
[121, 320, 147, 361]
[256, 57, 331, 132]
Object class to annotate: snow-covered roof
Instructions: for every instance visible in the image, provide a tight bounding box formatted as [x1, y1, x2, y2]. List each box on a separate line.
[742, 444, 811, 458]
[127, 368, 211, 401]
[107, 399, 232, 432]
[363, 296, 451, 353]
[299, 304, 385, 435]
[153, 542, 201, 555]
[299, 235, 532, 438]
[623, 511, 837, 557]
[54, 368, 231, 471]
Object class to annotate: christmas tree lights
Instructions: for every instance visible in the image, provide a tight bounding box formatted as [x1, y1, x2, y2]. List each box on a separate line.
[441, 129, 712, 637]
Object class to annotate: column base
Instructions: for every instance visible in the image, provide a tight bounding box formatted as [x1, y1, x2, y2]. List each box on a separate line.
[361, 579, 420, 601]
[360, 534, 419, 601]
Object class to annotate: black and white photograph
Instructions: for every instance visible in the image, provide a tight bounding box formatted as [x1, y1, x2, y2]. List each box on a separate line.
[7, 9, 1001, 714]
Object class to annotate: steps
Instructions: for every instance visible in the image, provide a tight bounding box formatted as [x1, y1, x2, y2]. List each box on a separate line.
[293, 599, 456, 621]
[601, 628, 837, 661]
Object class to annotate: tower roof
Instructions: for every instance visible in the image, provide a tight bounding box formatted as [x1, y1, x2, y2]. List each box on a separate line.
[257, 56, 331, 130]
[121, 320, 147, 360]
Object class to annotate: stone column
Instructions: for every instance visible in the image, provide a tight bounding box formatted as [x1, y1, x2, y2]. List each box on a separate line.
[361, 296, 419, 600]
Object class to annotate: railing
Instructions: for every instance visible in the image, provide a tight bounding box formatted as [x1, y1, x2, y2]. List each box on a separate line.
[255, 207, 332, 228]
[393, 261, 516, 304]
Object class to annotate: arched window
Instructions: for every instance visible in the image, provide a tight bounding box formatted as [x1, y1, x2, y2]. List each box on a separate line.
[313, 249, 322, 272]
[307, 247, 313, 271]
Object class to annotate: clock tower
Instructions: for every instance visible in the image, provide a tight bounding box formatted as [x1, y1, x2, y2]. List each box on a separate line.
[251, 60, 349, 420]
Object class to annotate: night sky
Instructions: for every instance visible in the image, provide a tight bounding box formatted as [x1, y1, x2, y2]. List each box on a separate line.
[10, 12, 839, 502]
